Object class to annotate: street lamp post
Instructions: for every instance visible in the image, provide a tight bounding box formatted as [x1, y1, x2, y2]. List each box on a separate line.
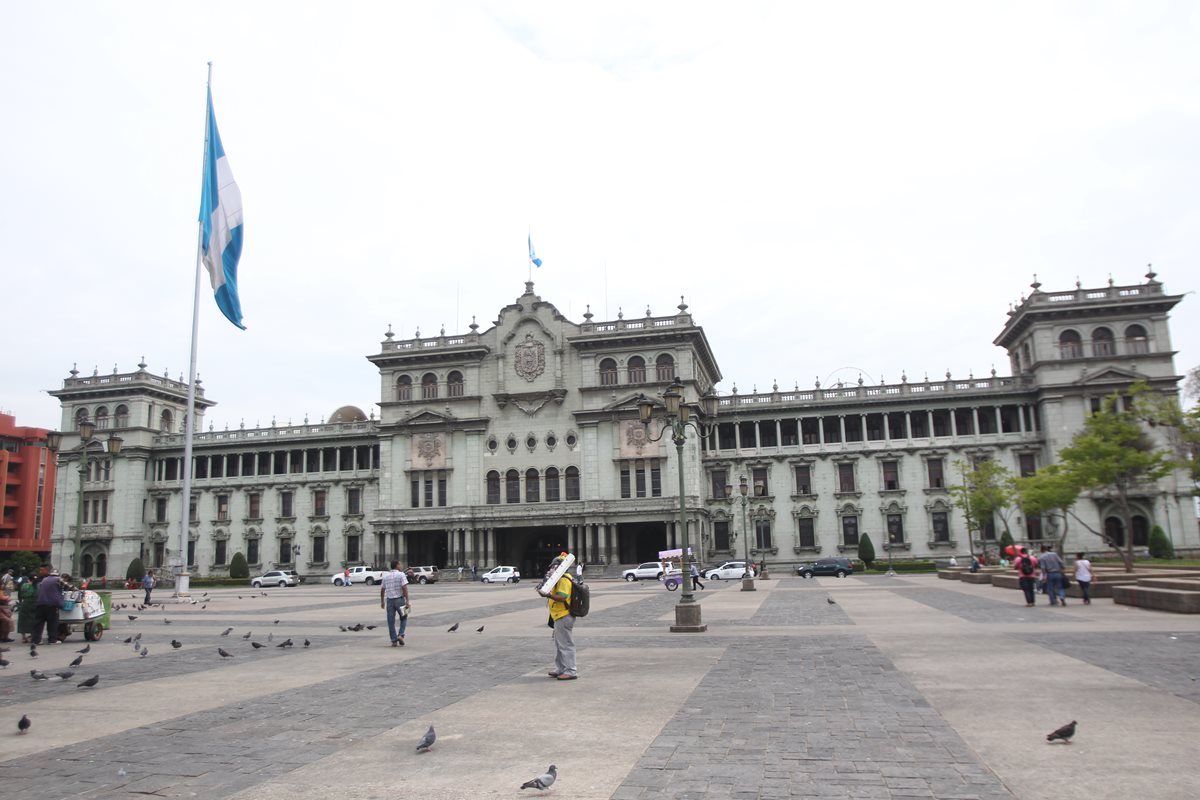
[739, 475, 756, 591]
[638, 378, 718, 633]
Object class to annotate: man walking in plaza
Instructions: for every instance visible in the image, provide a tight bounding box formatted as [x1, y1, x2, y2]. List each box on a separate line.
[380, 560, 410, 646]
[1014, 547, 1039, 607]
[142, 569, 155, 605]
[32, 567, 65, 645]
[546, 570, 577, 680]
[1040, 546, 1067, 606]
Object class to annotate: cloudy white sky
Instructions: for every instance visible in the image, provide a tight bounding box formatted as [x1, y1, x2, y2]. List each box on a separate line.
[2, 2, 1196, 432]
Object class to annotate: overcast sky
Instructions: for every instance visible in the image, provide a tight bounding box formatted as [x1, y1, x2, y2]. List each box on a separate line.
[2, 2, 1196, 432]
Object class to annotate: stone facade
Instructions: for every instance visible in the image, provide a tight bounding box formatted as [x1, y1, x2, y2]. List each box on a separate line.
[46, 276, 1195, 581]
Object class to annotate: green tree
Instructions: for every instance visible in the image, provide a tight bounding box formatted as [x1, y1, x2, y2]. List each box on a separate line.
[1128, 376, 1200, 484]
[126, 557, 145, 582]
[229, 551, 250, 579]
[1148, 525, 1174, 559]
[1055, 395, 1172, 572]
[949, 459, 1016, 560]
[997, 529, 1014, 557]
[857, 532, 876, 568]
[1, 550, 43, 578]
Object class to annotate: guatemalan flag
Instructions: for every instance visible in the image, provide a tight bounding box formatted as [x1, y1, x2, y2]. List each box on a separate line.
[528, 233, 542, 268]
[199, 87, 245, 329]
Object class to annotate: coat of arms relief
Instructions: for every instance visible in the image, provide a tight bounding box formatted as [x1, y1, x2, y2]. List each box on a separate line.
[412, 432, 445, 468]
[514, 333, 546, 382]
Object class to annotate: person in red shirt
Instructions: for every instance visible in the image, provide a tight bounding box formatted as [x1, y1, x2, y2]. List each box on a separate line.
[1014, 547, 1039, 606]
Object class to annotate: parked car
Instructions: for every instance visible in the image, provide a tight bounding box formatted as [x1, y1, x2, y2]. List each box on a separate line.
[622, 562, 667, 582]
[407, 565, 441, 584]
[252, 570, 300, 588]
[480, 566, 521, 584]
[330, 565, 388, 586]
[795, 558, 854, 578]
[704, 561, 757, 580]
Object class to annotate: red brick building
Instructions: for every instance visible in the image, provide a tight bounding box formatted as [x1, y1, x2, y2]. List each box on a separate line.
[1, 413, 58, 559]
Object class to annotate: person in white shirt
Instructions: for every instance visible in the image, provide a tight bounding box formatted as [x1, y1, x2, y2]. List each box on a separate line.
[1073, 553, 1093, 605]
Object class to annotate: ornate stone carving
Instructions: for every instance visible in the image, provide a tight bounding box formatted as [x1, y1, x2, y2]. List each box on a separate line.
[514, 333, 546, 382]
[619, 420, 657, 457]
[413, 432, 445, 468]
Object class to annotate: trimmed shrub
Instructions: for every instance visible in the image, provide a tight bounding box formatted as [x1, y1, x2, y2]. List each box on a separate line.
[229, 551, 250, 579]
[869, 559, 938, 572]
[858, 533, 876, 568]
[998, 529, 1014, 555]
[1148, 525, 1175, 559]
[126, 558, 146, 582]
[1, 550, 43, 579]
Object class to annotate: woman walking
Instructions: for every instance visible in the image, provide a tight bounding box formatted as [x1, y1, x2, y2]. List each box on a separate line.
[16, 575, 37, 643]
[1073, 553, 1093, 605]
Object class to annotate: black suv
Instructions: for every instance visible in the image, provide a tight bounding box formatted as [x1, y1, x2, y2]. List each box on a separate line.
[795, 558, 854, 578]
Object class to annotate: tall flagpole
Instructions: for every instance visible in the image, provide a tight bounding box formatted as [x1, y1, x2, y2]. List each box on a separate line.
[176, 61, 214, 598]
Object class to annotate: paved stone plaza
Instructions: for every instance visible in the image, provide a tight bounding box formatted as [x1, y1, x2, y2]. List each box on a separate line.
[2, 574, 1198, 799]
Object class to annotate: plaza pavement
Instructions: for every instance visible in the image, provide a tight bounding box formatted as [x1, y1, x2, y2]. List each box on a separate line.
[2, 572, 1198, 799]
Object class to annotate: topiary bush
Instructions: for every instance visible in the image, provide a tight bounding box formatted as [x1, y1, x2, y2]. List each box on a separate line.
[1148, 525, 1175, 559]
[857, 533, 876, 568]
[869, 559, 938, 572]
[998, 529, 1014, 556]
[229, 551, 250, 579]
[126, 557, 146, 582]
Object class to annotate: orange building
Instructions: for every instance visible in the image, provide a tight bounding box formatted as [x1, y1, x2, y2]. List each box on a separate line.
[0, 413, 58, 559]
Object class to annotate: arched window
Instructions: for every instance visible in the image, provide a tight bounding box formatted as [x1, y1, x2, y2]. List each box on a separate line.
[95, 552, 107, 578]
[545, 467, 561, 501]
[655, 354, 675, 381]
[525, 468, 540, 502]
[421, 373, 438, 400]
[396, 375, 413, 401]
[1125, 324, 1149, 354]
[81, 553, 94, 578]
[599, 358, 618, 386]
[1058, 330, 1083, 359]
[565, 466, 580, 501]
[94, 407, 110, 430]
[627, 356, 646, 383]
[1133, 514, 1150, 547]
[114, 405, 129, 428]
[505, 469, 520, 503]
[75, 408, 89, 431]
[160, 409, 173, 433]
[486, 471, 500, 504]
[1092, 327, 1115, 356]
[447, 371, 464, 398]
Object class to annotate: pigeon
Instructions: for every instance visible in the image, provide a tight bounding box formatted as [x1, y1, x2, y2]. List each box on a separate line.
[163, 618, 172, 625]
[304, 639, 311, 648]
[221, 628, 233, 637]
[18, 714, 31, 735]
[68, 655, 84, 668]
[76, 644, 91, 654]
[122, 637, 133, 644]
[276, 639, 293, 648]
[273, 620, 280, 625]
[366, 625, 377, 630]
[827, 597, 837, 605]
[171, 640, 182, 649]
[77, 675, 100, 688]
[520, 765, 557, 790]
[55, 671, 75, 680]
[476, 626, 485, 633]
[201, 605, 207, 610]
[242, 631, 253, 640]
[0, 657, 9, 669]
[29, 645, 37, 659]
[1047, 721, 1077, 744]
[218, 648, 234, 658]
[30, 670, 48, 680]
[127, 615, 138, 621]
[133, 633, 142, 642]
[237, 595, 243, 600]
[251, 642, 265, 649]
[447, 623, 459, 633]
[338, 626, 347, 632]
[416, 725, 436, 753]
[139, 648, 148, 658]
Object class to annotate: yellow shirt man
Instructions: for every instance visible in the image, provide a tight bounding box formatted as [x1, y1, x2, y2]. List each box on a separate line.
[548, 576, 573, 621]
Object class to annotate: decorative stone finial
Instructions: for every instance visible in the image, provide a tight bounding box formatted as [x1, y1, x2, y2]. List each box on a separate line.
[415, 327, 421, 338]
[69, 363, 79, 378]
[240, 418, 245, 429]
[113, 363, 118, 374]
[857, 374, 864, 386]
[731, 383, 738, 394]
[469, 316, 479, 333]
[384, 324, 394, 340]
[969, 370, 974, 380]
[814, 376, 821, 389]
[645, 305, 652, 317]
[1146, 264, 1158, 282]
[524, 280, 535, 295]
[991, 365, 997, 377]
[304, 414, 309, 424]
[583, 304, 593, 321]
[677, 296, 688, 314]
[1108, 273, 1114, 286]
[1075, 276, 1081, 289]
[901, 371, 908, 383]
[1030, 274, 1041, 291]
[93, 365, 99, 376]
[440, 324, 445, 336]
[369, 410, 375, 420]
[617, 307, 624, 320]
[945, 369, 951, 380]
[271, 416, 276, 427]
[772, 379, 778, 392]
[137, 357, 147, 371]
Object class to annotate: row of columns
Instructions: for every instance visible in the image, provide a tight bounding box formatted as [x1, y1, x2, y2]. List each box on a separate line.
[153, 445, 377, 482]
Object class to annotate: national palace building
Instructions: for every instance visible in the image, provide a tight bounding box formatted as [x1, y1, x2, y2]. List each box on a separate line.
[45, 274, 1195, 582]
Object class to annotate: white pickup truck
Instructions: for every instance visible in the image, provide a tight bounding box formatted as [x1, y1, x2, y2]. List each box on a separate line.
[330, 566, 388, 586]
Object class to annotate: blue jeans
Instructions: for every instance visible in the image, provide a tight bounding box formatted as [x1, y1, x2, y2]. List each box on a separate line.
[385, 597, 408, 642]
[1047, 572, 1066, 605]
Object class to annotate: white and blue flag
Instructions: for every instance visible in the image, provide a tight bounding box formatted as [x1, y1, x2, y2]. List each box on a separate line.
[528, 233, 542, 268]
[199, 87, 245, 329]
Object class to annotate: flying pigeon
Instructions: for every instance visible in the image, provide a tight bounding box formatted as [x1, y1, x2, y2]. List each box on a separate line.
[76, 644, 90, 654]
[520, 765, 557, 790]
[242, 631, 253, 640]
[416, 725, 436, 753]
[251, 642, 265, 649]
[1047, 721, 1077, 744]
[68, 655, 84, 668]
[218, 648, 234, 658]
[30, 670, 48, 680]
[827, 597, 836, 605]
[476, 626, 485, 633]
[221, 628, 233, 637]
[55, 671, 75, 680]
[18, 714, 31, 735]
[447, 623, 459, 633]
[171, 640, 182, 649]
[77, 675, 100, 688]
